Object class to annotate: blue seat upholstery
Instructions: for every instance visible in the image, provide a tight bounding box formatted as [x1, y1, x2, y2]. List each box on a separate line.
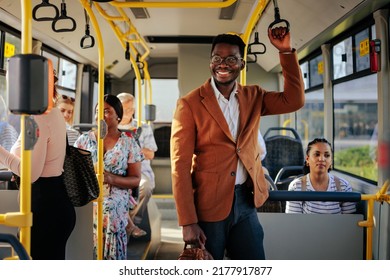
[262, 127, 304, 188]
[261, 127, 304, 212]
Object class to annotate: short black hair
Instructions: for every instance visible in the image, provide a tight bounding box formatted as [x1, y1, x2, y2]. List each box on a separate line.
[104, 94, 123, 121]
[211, 34, 246, 58]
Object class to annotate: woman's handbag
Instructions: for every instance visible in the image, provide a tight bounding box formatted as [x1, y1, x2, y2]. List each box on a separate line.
[178, 242, 214, 260]
[63, 137, 99, 207]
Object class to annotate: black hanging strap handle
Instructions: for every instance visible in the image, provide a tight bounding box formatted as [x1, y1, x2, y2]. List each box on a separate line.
[80, 9, 95, 49]
[268, 0, 290, 33]
[32, 0, 59, 22]
[52, 1, 77, 33]
[248, 32, 266, 55]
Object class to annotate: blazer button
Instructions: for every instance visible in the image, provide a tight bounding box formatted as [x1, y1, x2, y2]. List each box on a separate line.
[231, 172, 236, 176]
[237, 148, 241, 153]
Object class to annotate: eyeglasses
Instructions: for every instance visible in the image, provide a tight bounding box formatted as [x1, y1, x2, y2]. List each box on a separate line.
[210, 55, 242, 66]
[62, 95, 75, 102]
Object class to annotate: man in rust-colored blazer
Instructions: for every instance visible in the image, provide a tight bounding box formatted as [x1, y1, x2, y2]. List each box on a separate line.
[171, 28, 304, 259]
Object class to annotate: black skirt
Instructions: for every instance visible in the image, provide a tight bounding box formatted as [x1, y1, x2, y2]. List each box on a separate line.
[30, 175, 76, 260]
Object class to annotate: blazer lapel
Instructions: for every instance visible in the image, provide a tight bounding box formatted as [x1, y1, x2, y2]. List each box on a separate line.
[200, 80, 235, 142]
[236, 86, 248, 140]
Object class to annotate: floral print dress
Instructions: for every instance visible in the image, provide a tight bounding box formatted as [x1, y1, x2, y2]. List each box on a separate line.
[74, 131, 144, 260]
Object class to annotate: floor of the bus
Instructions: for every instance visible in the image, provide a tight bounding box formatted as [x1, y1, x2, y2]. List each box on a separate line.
[127, 197, 184, 260]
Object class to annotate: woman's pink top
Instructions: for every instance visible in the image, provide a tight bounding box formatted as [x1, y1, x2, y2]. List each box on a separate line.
[0, 107, 66, 182]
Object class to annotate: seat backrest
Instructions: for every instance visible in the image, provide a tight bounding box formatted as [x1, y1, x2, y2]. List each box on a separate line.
[262, 127, 305, 180]
[154, 126, 171, 158]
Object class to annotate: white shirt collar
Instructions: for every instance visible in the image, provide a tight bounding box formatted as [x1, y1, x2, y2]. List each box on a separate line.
[211, 77, 238, 101]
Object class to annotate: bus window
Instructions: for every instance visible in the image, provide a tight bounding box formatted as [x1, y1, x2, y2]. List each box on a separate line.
[333, 74, 378, 182]
[333, 37, 353, 79]
[296, 89, 324, 147]
[135, 78, 179, 123]
[3, 32, 21, 71]
[309, 54, 323, 87]
[58, 58, 77, 90]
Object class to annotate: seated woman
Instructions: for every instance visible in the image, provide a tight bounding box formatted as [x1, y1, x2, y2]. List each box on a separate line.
[285, 138, 356, 214]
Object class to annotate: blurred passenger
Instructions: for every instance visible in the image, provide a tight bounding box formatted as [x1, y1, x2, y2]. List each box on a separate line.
[285, 138, 356, 214]
[74, 94, 143, 260]
[369, 123, 378, 165]
[117, 92, 157, 238]
[0, 96, 18, 189]
[0, 71, 76, 260]
[0, 96, 18, 154]
[55, 93, 80, 145]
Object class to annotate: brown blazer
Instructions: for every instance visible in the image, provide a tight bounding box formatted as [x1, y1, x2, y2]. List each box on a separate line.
[171, 51, 304, 226]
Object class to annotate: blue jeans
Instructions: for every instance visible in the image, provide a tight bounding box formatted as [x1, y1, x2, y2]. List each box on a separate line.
[198, 183, 265, 260]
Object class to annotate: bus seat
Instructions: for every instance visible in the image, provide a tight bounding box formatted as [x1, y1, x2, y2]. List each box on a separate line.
[274, 165, 304, 191]
[261, 127, 304, 212]
[257, 174, 283, 213]
[154, 126, 171, 158]
[261, 127, 304, 189]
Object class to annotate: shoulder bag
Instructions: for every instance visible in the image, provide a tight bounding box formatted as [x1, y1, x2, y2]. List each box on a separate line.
[63, 136, 100, 207]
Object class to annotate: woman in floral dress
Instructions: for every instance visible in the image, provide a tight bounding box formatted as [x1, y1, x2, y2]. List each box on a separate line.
[74, 94, 143, 260]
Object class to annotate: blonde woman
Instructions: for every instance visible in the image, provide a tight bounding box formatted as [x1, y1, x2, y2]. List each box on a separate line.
[55, 94, 80, 145]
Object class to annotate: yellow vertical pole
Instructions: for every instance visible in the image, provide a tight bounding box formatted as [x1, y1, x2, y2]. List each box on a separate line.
[135, 64, 142, 127]
[365, 199, 374, 260]
[19, 0, 33, 256]
[80, 0, 105, 260]
[144, 63, 153, 125]
[240, 0, 269, 86]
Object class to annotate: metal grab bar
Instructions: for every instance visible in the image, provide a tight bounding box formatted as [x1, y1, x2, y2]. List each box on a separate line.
[266, 180, 390, 260]
[267, 190, 362, 202]
[0, 170, 13, 181]
[109, 0, 238, 8]
[0, 233, 31, 260]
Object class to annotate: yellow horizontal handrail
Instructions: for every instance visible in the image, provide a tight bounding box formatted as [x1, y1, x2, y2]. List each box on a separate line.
[94, 3, 150, 61]
[0, 212, 33, 228]
[109, 0, 238, 8]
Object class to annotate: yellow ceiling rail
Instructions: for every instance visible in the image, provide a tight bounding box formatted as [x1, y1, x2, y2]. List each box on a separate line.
[96, 11, 142, 122]
[94, 3, 150, 61]
[240, 0, 270, 85]
[116, 6, 150, 60]
[109, 0, 238, 8]
[95, 1, 151, 127]
[79, 0, 106, 260]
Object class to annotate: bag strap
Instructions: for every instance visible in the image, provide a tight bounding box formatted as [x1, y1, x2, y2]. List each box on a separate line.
[334, 175, 341, 191]
[65, 134, 70, 155]
[300, 174, 342, 209]
[301, 174, 340, 191]
[301, 174, 307, 191]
